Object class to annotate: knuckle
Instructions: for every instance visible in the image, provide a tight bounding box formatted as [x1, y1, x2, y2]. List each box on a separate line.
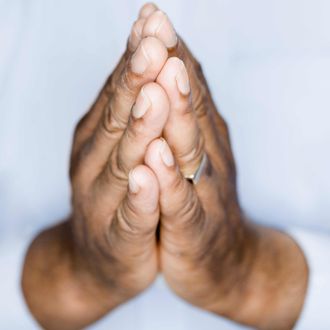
[106, 147, 128, 185]
[125, 119, 142, 141]
[100, 146, 129, 190]
[181, 97, 193, 115]
[116, 205, 138, 236]
[119, 65, 136, 98]
[177, 132, 205, 169]
[126, 117, 150, 142]
[102, 100, 126, 137]
[164, 170, 185, 198]
[115, 142, 132, 176]
[163, 190, 205, 253]
[115, 204, 155, 241]
[179, 190, 204, 228]
[192, 84, 209, 118]
[164, 179, 200, 225]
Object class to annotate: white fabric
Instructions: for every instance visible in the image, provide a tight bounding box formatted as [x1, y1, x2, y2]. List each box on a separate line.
[0, 0, 329, 328]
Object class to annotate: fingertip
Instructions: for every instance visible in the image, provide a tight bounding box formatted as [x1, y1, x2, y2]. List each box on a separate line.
[142, 36, 168, 66]
[145, 138, 175, 172]
[142, 82, 170, 118]
[128, 17, 146, 52]
[131, 82, 170, 130]
[145, 138, 162, 168]
[139, 2, 158, 19]
[130, 36, 168, 75]
[142, 10, 177, 49]
[128, 164, 159, 195]
[145, 139, 195, 220]
[128, 164, 159, 214]
[157, 57, 190, 96]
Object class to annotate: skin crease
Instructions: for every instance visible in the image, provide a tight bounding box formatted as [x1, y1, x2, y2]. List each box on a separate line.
[21, 3, 308, 330]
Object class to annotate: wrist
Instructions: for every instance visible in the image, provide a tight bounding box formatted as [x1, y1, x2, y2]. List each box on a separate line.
[22, 221, 124, 329]
[227, 223, 309, 329]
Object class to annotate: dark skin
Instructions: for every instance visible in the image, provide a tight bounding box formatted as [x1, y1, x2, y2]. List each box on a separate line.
[22, 3, 308, 330]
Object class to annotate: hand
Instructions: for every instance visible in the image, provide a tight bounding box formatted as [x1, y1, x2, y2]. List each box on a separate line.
[22, 18, 173, 328]
[137, 4, 309, 329]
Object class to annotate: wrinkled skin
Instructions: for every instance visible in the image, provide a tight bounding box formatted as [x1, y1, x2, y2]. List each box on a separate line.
[22, 3, 308, 330]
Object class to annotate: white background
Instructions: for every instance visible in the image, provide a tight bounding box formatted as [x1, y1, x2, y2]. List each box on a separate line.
[0, 0, 329, 328]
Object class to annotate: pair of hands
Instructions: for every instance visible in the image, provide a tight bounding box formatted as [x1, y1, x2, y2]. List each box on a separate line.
[71, 1, 232, 314]
[22, 3, 308, 330]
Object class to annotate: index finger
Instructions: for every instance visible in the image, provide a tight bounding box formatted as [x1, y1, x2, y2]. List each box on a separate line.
[73, 37, 168, 184]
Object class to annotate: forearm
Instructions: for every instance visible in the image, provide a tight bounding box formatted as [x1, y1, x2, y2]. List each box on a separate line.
[21, 221, 121, 330]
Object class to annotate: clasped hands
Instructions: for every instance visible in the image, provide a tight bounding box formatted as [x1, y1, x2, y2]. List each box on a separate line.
[23, 3, 308, 330]
[71, 2, 245, 317]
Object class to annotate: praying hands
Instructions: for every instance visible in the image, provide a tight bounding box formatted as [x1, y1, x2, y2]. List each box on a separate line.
[22, 4, 308, 330]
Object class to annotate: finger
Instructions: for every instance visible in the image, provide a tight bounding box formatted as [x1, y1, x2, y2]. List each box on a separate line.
[71, 52, 128, 161]
[109, 165, 159, 264]
[95, 82, 170, 211]
[174, 36, 233, 155]
[137, 6, 226, 151]
[73, 5, 165, 157]
[138, 3, 158, 19]
[141, 10, 178, 49]
[73, 4, 166, 154]
[75, 37, 168, 183]
[156, 57, 204, 177]
[144, 139, 218, 255]
[137, 4, 223, 133]
[138, 10, 236, 190]
[128, 17, 146, 52]
[141, 7, 230, 141]
[175, 38, 236, 177]
[169, 38, 236, 179]
[176, 38, 226, 125]
[127, 3, 160, 52]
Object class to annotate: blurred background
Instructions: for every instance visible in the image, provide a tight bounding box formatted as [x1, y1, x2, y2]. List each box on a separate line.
[1, 0, 330, 328]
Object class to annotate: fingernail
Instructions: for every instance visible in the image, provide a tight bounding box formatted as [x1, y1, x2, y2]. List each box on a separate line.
[175, 61, 190, 95]
[131, 42, 149, 74]
[128, 170, 140, 193]
[154, 11, 177, 48]
[132, 87, 151, 118]
[128, 19, 144, 51]
[160, 138, 174, 167]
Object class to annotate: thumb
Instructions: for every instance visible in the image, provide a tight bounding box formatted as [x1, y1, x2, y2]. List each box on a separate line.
[110, 165, 160, 268]
[145, 138, 217, 256]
